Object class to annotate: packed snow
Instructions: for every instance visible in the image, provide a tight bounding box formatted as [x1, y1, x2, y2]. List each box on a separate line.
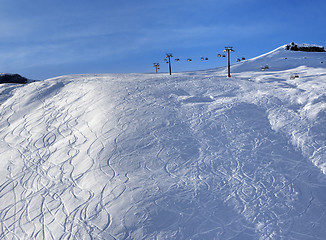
[0, 45, 326, 239]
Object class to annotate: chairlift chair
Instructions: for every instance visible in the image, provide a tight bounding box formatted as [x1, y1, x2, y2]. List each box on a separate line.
[261, 65, 269, 71]
[187, 58, 192, 62]
[290, 73, 299, 79]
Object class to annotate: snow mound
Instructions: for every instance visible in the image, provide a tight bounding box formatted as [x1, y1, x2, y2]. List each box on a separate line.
[0, 45, 326, 239]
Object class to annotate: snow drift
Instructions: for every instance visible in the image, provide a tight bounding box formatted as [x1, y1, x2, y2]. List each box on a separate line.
[0, 45, 326, 240]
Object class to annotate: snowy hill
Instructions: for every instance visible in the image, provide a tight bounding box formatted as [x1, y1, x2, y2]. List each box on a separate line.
[0, 45, 326, 240]
[231, 44, 326, 72]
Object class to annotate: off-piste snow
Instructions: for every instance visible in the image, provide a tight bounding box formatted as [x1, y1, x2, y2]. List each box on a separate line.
[0, 44, 326, 240]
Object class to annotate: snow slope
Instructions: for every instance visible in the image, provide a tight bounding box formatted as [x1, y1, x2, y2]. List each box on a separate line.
[0, 45, 326, 239]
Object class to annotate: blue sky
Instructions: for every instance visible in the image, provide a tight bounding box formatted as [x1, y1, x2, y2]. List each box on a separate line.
[1, 0, 326, 79]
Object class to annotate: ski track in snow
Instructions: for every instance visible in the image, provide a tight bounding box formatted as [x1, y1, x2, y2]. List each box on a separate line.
[0, 48, 326, 239]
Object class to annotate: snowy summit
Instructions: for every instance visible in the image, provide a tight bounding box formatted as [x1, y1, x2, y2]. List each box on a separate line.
[0, 44, 326, 240]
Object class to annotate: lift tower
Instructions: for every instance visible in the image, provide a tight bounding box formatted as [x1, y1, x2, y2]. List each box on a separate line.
[165, 53, 173, 75]
[224, 47, 234, 77]
[153, 63, 160, 73]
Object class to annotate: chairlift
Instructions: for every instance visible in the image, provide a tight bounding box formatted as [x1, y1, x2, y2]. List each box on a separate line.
[222, 54, 226, 57]
[175, 58, 180, 61]
[236, 57, 241, 62]
[205, 57, 208, 60]
[201, 57, 204, 60]
[290, 73, 299, 79]
[261, 64, 269, 71]
[241, 57, 246, 60]
[187, 58, 192, 62]
[217, 54, 221, 57]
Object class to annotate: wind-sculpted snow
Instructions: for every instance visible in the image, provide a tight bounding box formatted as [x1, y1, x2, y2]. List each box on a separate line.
[0, 47, 326, 239]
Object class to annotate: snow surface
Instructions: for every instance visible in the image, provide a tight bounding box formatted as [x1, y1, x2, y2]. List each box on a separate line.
[0, 45, 326, 239]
